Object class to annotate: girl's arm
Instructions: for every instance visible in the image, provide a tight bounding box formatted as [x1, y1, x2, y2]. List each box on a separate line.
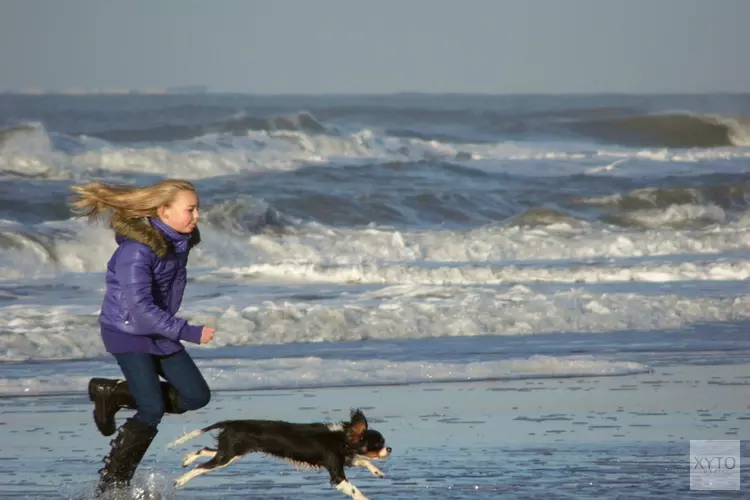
[115, 242, 203, 344]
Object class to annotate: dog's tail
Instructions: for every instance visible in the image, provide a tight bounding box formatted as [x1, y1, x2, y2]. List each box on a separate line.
[167, 422, 225, 448]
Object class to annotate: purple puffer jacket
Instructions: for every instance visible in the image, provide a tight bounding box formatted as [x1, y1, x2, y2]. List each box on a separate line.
[98, 216, 204, 355]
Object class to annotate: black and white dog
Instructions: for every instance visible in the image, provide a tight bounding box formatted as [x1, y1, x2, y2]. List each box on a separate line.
[168, 409, 391, 499]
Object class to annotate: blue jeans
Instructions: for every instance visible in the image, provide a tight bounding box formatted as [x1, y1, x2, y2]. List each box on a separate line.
[114, 349, 211, 427]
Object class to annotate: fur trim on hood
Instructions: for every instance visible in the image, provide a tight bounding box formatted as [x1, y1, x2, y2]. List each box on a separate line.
[110, 214, 201, 258]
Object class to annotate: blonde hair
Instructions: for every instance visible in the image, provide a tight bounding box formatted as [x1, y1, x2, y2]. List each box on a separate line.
[70, 179, 196, 220]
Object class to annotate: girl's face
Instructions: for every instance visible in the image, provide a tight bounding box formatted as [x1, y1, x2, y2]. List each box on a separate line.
[160, 190, 200, 234]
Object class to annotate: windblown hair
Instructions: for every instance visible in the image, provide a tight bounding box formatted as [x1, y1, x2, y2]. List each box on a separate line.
[69, 179, 200, 258]
[70, 179, 196, 220]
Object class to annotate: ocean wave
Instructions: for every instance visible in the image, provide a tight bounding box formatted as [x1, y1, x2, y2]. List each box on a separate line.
[568, 183, 749, 228]
[320, 103, 633, 128]
[326, 106, 750, 149]
[0, 221, 95, 279]
[4, 212, 748, 279]
[0, 228, 59, 265]
[137, 286, 750, 348]
[505, 207, 583, 228]
[89, 111, 327, 143]
[570, 183, 750, 211]
[0, 122, 69, 178]
[0, 127, 408, 179]
[0, 123, 40, 143]
[208, 221, 750, 268]
[2, 285, 749, 361]
[602, 204, 727, 229]
[5, 94, 750, 150]
[392, 109, 750, 149]
[201, 198, 294, 235]
[0, 201, 296, 278]
[570, 113, 750, 148]
[504, 203, 727, 231]
[0, 355, 651, 394]
[3, 116, 750, 183]
[219, 258, 750, 286]
[336, 107, 750, 149]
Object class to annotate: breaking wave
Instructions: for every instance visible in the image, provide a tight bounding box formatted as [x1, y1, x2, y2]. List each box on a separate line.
[107, 110, 750, 149]
[570, 113, 750, 148]
[3, 283, 750, 361]
[569, 182, 749, 228]
[89, 111, 327, 143]
[570, 183, 750, 210]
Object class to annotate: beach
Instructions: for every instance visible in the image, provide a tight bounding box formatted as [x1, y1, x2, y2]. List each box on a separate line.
[1, 361, 748, 499]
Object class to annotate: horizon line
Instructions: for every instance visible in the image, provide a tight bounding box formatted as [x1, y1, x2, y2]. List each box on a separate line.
[2, 89, 750, 97]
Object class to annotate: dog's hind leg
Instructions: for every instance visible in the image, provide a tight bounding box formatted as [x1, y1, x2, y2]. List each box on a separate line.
[174, 453, 242, 488]
[329, 462, 369, 500]
[182, 447, 217, 468]
[351, 457, 385, 478]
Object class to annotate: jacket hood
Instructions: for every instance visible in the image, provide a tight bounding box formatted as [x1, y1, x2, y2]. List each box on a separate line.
[111, 214, 201, 258]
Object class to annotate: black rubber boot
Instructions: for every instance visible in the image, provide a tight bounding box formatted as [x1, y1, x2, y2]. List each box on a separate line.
[89, 378, 136, 437]
[89, 378, 185, 436]
[96, 418, 158, 497]
[161, 382, 186, 415]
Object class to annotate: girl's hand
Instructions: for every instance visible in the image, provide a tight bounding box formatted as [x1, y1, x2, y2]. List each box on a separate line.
[200, 327, 215, 344]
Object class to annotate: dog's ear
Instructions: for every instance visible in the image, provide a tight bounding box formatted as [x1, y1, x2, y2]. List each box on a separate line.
[347, 408, 368, 443]
[350, 408, 368, 429]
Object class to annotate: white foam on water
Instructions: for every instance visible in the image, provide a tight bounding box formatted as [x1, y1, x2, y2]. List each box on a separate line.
[2, 123, 749, 181]
[0, 123, 70, 177]
[0, 219, 72, 279]
[0, 218, 116, 279]
[223, 258, 750, 285]
[595, 146, 750, 163]
[204, 286, 750, 348]
[0, 304, 103, 361]
[0, 355, 650, 396]
[3, 217, 750, 283]
[609, 203, 727, 228]
[3, 286, 750, 362]
[195, 220, 750, 270]
[3, 127, 466, 180]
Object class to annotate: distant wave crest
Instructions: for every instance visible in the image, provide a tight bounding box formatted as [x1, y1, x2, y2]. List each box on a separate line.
[93, 110, 327, 143]
[570, 113, 750, 148]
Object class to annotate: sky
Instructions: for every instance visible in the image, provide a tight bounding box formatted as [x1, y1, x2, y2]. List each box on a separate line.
[1, 0, 749, 94]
